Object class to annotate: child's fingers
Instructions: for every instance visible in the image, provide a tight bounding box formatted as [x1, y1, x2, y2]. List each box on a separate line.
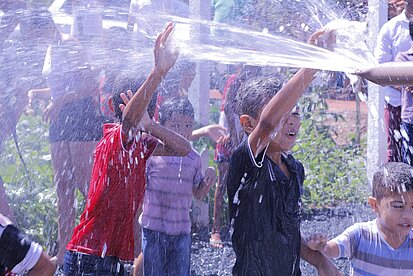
[127, 89, 133, 99]
[119, 104, 126, 112]
[308, 233, 324, 242]
[315, 233, 325, 241]
[161, 23, 174, 46]
[223, 135, 231, 145]
[307, 29, 326, 45]
[120, 92, 130, 105]
[216, 125, 227, 133]
[155, 31, 162, 50]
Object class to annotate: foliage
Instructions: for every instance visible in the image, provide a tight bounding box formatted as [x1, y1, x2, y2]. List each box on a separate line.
[294, 88, 368, 208]
[0, 114, 57, 252]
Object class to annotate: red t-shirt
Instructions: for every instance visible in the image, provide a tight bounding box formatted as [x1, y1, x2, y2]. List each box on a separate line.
[66, 123, 157, 261]
[220, 73, 238, 112]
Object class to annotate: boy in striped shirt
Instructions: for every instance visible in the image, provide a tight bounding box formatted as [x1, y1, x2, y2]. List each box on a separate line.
[307, 162, 413, 275]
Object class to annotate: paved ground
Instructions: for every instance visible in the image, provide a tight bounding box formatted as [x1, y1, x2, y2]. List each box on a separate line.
[191, 203, 374, 275]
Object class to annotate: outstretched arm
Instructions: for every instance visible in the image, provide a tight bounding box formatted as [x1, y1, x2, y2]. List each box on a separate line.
[301, 237, 341, 276]
[249, 30, 327, 156]
[28, 252, 56, 276]
[306, 233, 340, 259]
[119, 93, 191, 156]
[145, 117, 191, 156]
[191, 124, 226, 142]
[122, 23, 178, 138]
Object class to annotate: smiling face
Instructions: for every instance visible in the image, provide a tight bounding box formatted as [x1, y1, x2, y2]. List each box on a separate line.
[241, 105, 301, 152]
[271, 107, 301, 152]
[370, 191, 413, 245]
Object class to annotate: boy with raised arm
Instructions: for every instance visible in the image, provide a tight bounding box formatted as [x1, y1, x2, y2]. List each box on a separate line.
[227, 29, 340, 275]
[62, 24, 192, 275]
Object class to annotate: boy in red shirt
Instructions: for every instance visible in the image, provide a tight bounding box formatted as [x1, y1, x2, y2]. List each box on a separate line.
[63, 24, 191, 274]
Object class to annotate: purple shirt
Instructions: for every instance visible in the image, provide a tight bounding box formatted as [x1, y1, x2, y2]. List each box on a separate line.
[139, 149, 203, 235]
[395, 44, 413, 124]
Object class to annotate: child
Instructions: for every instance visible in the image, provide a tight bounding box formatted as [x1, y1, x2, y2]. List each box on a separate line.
[0, 213, 56, 276]
[139, 97, 217, 276]
[62, 24, 192, 274]
[306, 162, 413, 275]
[210, 65, 258, 248]
[226, 29, 339, 275]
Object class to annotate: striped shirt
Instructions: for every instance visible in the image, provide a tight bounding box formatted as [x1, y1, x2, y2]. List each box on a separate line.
[332, 219, 413, 276]
[139, 149, 203, 235]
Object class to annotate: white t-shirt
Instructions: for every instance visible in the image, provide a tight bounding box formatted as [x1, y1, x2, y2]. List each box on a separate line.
[374, 10, 412, 107]
[0, 214, 42, 274]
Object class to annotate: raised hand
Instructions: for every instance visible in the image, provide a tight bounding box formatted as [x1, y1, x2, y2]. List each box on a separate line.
[307, 28, 336, 50]
[154, 23, 179, 76]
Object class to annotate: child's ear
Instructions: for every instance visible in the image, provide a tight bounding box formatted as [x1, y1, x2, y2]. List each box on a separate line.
[240, 115, 254, 134]
[368, 196, 379, 213]
[108, 97, 114, 113]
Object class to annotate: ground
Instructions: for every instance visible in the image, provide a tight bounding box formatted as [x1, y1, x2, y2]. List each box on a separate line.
[190, 203, 374, 275]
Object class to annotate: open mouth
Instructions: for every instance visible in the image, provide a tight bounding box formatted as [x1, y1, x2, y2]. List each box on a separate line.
[287, 131, 296, 137]
[400, 223, 412, 229]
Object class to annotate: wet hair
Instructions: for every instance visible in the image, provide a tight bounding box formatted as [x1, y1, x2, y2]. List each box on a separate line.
[235, 77, 283, 118]
[158, 97, 194, 126]
[410, 19, 413, 41]
[372, 162, 413, 201]
[111, 72, 158, 121]
[157, 60, 196, 96]
[172, 59, 196, 74]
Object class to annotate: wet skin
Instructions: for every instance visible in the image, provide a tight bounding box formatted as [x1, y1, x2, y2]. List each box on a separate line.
[163, 113, 194, 140]
[372, 191, 413, 249]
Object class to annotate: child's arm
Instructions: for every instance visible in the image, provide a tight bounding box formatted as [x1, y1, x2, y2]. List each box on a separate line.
[249, 30, 328, 155]
[122, 23, 178, 139]
[300, 238, 342, 276]
[306, 233, 339, 259]
[28, 88, 51, 103]
[28, 252, 56, 276]
[26, 87, 51, 115]
[145, 116, 191, 156]
[119, 93, 191, 156]
[191, 124, 226, 142]
[193, 167, 217, 200]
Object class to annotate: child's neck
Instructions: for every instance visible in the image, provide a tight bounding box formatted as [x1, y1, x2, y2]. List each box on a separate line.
[266, 151, 290, 179]
[266, 150, 282, 164]
[376, 220, 407, 249]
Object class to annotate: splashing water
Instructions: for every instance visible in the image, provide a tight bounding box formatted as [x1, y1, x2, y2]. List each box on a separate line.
[0, 1, 391, 274]
[166, 15, 376, 74]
